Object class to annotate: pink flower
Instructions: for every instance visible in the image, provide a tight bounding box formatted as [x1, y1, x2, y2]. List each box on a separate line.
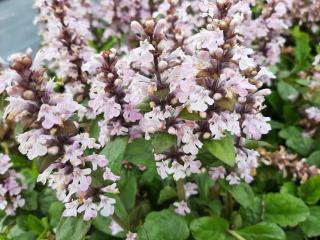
[109, 220, 123, 235]
[184, 182, 198, 199]
[85, 155, 108, 171]
[126, 232, 138, 240]
[71, 168, 92, 192]
[123, 105, 142, 122]
[38, 104, 63, 129]
[173, 201, 191, 216]
[209, 112, 241, 139]
[226, 172, 241, 185]
[209, 166, 226, 181]
[103, 168, 120, 182]
[63, 200, 79, 217]
[77, 198, 98, 221]
[99, 196, 116, 217]
[306, 107, 320, 123]
[17, 130, 53, 160]
[0, 154, 12, 174]
[243, 113, 271, 140]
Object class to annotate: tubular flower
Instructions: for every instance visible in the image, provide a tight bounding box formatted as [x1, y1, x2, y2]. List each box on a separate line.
[0, 154, 26, 216]
[0, 52, 119, 221]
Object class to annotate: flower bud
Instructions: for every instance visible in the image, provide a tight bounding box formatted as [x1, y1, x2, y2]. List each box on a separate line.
[158, 60, 168, 71]
[48, 146, 59, 155]
[22, 90, 35, 101]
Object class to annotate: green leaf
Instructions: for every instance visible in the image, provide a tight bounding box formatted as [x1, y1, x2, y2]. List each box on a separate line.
[291, 26, 311, 72]
[138, 210, 189, 240]
[124, 138, 154, 167]
[280, 182, 297, 196]
[48, 202, 64, 227]
[245, 140, 275, 150]
[151, 132, 177, 153]
[56, 217, 91, 240]
[157, 186, 177, 204]
[39, 189, 58, 214]
[277, 81, 299, 102]
[118, 169, 138, 211]
[296, 78, 311, 86]
[22, 191, 38, 211]
[100, 137, 128, 174]
[279, 126, 302, 140]
[190, 216, 228, 240]
[266, 91, 283, 114]
[311, 91, 320, 107]
[221, 181, 255, 209]
[235, 222, 286, 240]
[298, 175, 320, 204]
[178, 108, 202, 121]
[196, 173, 215, 201]
[299, 206, 320, 237]
[306, 151, 320, 167]
[124, 138, 158, 182]
[240, 196, 263, 226]
[9, 154, 31, 169]
[89, 118, 101, 141]
[286, 136, 314, 156]
[204, 135, 235, 167]
[27, 215, 45, 236]
[264, 193, 309, 227]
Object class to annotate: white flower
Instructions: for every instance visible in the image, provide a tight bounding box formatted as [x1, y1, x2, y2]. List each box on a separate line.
[63, 200, 79, 217]
[243, 113, 271, 140]
[17, 130, 53, 160]
[173, 201, 191, 216]
[184, 182, 198, 199]
[99, 196, 116, 217]
[77, 198, 98, 221]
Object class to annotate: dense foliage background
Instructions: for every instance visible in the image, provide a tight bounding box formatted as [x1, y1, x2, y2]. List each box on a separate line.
[0, 0, 320, 240]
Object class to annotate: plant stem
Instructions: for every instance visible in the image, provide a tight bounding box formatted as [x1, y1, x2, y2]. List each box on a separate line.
[226, 192, 234, 220]
[176, 179, 185, 201]
[227, 230, 246, 240]
[112, 213, 129, 232]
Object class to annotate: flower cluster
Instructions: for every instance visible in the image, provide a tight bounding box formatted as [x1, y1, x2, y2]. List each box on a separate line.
[95, 0, 153, 41]
[299, 56, 320, 132]
[0, 51, 119, 221]
[240, 0, 292, 78]
[85, 0, 272, 187]
[259, 146, 319, 183]
[33, 0, 95, 97]
[291, 0, 320, 31]
[0, 154, 26, 215]
[0, 0, 275, 224]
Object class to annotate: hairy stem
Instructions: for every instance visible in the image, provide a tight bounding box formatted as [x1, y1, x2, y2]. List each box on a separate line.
[176, 179, 185, 201]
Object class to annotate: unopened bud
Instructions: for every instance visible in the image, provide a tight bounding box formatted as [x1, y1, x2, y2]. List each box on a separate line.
[218, 20, 228, 29]
[22, 57, 32, 67]
[158, 60, 168, 71]
[168, 126, 176, 135]
[203, 132, 212, 139]
[207, 24, 214, 31]
[48, 146, 59, 155]
[200, 111, 207, 119]
[145, 19, 155, 35]
[107, 73, 114, 79]
[223, 43, 231, 49]
[170, 97, 178, 105]
[138, 164, 147, 171]
[50, 128, 58, 136]
[213, 93, 223, 101]
[22, 90, 35, 100]
[150, 101, 156, 108]
[114, 78, 122, 85]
